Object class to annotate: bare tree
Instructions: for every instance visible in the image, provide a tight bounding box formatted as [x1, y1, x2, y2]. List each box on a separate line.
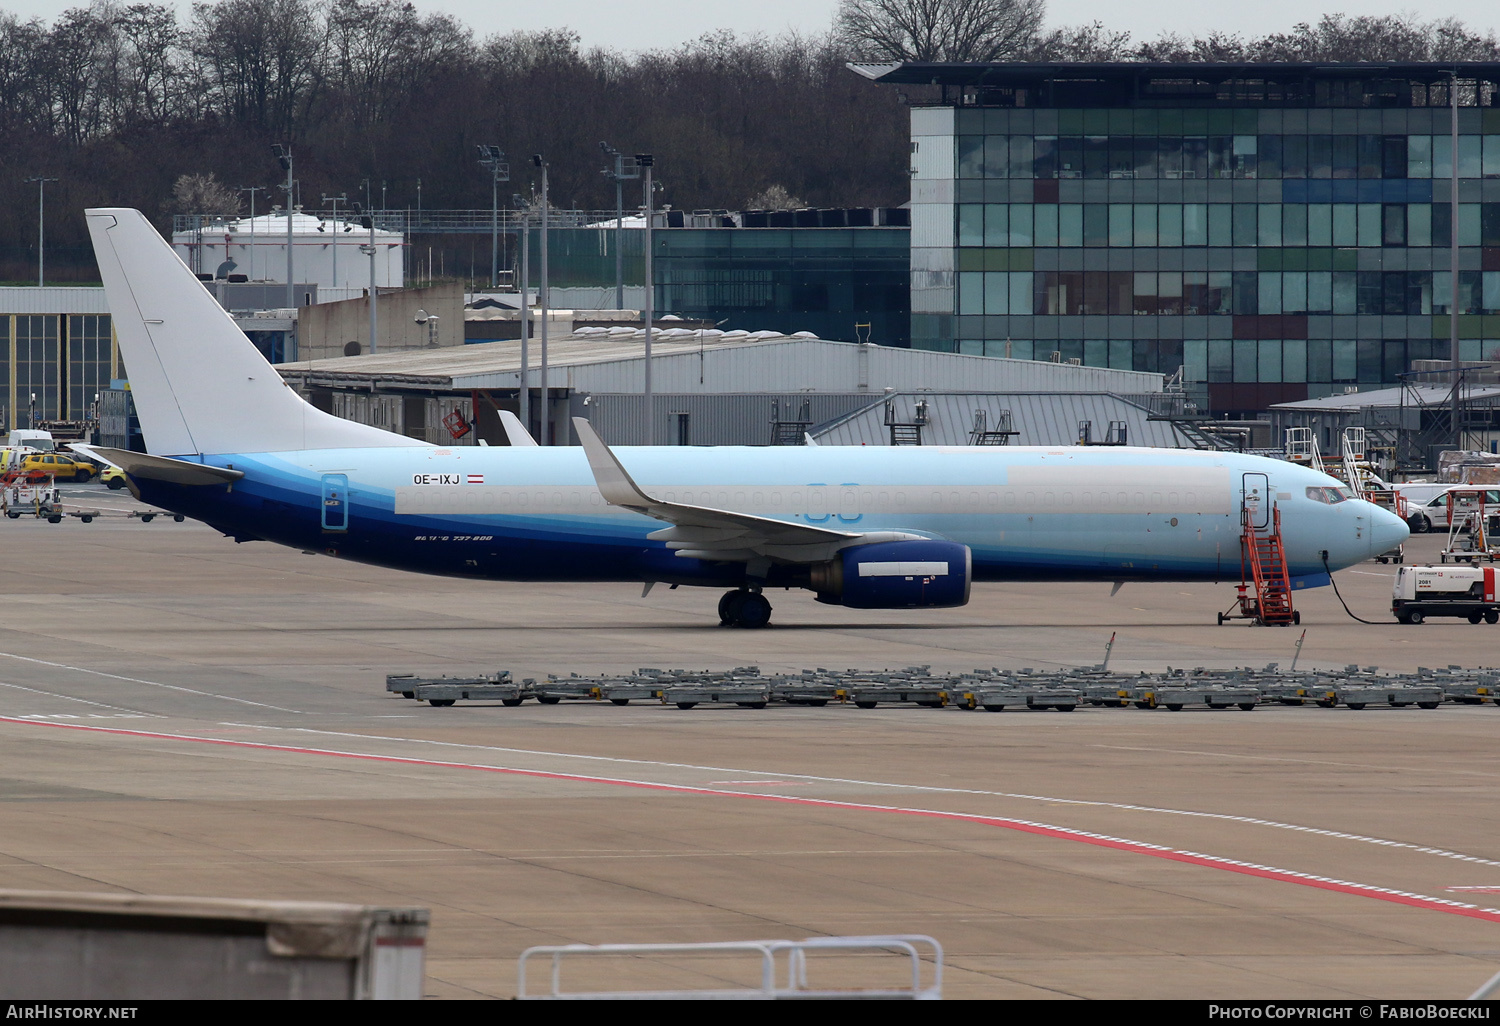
[745, 184, 805, 210]
[836, 0, 1045, 63]
[1027, 21, 1133, 62]
[190, 0, 325, 136]
[172, 172, 241, 215]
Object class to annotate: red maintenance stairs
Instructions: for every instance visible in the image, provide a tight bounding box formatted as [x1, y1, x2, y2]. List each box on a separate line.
[1219, 505, 1299, 626]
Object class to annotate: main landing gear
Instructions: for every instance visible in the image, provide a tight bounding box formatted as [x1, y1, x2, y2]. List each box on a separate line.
[718, 588, 772, 629]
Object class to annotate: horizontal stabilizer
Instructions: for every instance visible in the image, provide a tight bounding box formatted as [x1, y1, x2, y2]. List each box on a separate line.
[70, 445, 243, 487]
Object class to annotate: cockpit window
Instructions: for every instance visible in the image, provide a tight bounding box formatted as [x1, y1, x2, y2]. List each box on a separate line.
[1305, 486, 1350, 504]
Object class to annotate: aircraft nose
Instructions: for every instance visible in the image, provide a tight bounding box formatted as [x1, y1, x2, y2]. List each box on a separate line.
[1369, 504, 1410, 557]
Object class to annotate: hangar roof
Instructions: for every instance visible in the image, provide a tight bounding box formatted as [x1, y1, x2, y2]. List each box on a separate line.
[277, 335, 1165, 397]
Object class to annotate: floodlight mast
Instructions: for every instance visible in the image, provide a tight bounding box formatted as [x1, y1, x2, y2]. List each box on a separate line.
[514, 191, 531, 437]
[273, 144, 294, 309]
[477, 146, 509, 289]
[352, 200, 377, 355]
[637, 153, 655, 445]
[321, 193, 346, 287]
[533, 154, 550, 445]
[25, 176, 58, 288]
[599, 142, 639, 310]
[237, 185, 267, 281]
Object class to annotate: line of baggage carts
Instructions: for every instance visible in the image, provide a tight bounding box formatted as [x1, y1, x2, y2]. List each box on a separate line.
[386, 663, 1500, 712]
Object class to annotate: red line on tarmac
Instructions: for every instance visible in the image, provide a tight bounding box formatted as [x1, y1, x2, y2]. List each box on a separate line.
[7, 715, 1500, 925]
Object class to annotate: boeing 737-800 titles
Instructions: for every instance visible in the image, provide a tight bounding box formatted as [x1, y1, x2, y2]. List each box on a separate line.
[75, 208, 1407, 627]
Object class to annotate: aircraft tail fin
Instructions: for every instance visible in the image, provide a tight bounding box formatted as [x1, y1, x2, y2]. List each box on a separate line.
[85, 208, 420, 456]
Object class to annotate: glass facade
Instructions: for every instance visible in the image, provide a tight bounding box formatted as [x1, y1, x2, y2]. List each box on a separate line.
[4, 315, 117, 430]
[905, 67, 1500, 411]
[655, 228, 910, 346]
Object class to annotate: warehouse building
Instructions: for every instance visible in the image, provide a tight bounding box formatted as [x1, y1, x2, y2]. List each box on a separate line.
[277, 331, 1164, 447]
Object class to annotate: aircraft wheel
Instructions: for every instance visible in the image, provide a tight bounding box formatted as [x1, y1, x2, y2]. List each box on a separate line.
[718, 590, 743, 625]
[734, 592, 772, 629]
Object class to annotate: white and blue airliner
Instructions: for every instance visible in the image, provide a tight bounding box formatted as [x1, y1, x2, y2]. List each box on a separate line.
[76, 208, 1407, 627]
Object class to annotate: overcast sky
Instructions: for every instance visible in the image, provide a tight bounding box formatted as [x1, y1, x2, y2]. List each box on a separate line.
[3, 1, 1498, 52]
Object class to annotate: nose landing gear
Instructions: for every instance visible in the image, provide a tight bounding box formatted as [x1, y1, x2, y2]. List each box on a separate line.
[718, 589, 772, 629]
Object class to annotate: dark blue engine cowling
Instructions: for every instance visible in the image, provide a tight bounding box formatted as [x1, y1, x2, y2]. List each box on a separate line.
[811, 540, 972, 609]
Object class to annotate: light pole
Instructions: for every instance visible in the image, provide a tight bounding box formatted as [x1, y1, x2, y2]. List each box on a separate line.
[532, 155, 551, 445]
[353, 201, 378, 355]
[24, 177, 58, 288]
[273, 144, 294, 308]
[599, 143, 639, 310]
[514, 192, 531, 437]
[321, 193, 346, 288]
[637, 153, 655, 445]
[477, 146, 509, 290]
[237, 185, 267, 281]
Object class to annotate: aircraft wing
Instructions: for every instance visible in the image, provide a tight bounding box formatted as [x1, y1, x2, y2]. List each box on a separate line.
[572, 418, 923, 564]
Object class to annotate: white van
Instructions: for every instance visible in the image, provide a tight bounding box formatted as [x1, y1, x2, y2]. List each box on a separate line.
[5, 430, 54, 452]
[1406, 487, 1500, 533]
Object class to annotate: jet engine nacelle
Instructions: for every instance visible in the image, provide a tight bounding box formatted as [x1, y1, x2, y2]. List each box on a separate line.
[809, 540, 972, 609]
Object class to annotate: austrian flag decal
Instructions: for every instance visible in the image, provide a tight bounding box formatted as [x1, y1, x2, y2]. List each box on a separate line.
[467, 474, 484, 484]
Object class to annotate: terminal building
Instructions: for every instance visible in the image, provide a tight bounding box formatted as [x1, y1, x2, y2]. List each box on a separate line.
[853, 61, 1500, 414]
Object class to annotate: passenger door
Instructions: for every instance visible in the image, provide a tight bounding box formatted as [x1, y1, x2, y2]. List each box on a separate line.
[1241, 472, 1269, 531]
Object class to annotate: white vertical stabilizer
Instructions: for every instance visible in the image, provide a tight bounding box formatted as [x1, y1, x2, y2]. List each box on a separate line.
[86, 208, 421, 456]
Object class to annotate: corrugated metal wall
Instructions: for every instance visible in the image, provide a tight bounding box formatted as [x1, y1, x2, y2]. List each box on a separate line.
[810, 392, 1183, 448]
[586, 393, 876, 446]
[557, 339, 1161, 396]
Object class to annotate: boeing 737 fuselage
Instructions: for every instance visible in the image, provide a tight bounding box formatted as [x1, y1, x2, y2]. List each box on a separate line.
[77, 209, 1408, 627]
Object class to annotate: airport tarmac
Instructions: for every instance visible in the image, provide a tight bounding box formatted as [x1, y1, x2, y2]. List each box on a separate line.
[1, 494, 1498, 999]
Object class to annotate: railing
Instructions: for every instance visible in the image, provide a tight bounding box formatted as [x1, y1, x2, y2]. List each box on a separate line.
[517, 935, 943, 1000]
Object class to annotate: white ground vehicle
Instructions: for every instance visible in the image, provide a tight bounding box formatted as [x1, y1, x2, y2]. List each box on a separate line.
[1405, 487, 1500, 534]
[1392, 565, 1499, 624]
[5, 430, 54, 451]
[1394, 483, 1448, 529]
